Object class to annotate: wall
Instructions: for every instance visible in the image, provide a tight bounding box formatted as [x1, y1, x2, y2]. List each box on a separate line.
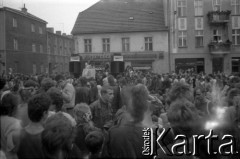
[74, 31, 168, 53]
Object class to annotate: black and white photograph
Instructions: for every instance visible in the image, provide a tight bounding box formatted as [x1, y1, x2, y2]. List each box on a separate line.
[0, 0, 240, 158]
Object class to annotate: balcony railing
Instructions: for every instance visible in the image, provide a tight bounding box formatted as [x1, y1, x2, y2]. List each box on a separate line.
[207, 10, 231, 25]
[208, 41, 231, 54]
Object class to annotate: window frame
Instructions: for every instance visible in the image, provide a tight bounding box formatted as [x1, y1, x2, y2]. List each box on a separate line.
[232, 29, 240, 45]
[84, 39, 92, 53]
[13, 18, 17, 28]
[195, 30, 204, 48]
[31, 24, 35, 32]
[178, 31, 187, 47]
[122, 37, 130, 52]
[231, 0, 240, 15]
[102, 38, 110, 52]
[194, 0, 203, 16]
[32, 43, 36, 52]
[212, 0, 221, 11]
[13, 39, 18, 50]
[177, 0, 187, 17]
[144, 37, 153, 51]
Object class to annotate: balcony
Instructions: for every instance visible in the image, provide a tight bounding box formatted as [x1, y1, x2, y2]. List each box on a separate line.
[208, 41, 231, 55]
[207, 10, 231, 25]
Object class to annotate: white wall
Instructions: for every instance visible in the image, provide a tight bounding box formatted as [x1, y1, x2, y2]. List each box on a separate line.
[74, 31, 168, 53]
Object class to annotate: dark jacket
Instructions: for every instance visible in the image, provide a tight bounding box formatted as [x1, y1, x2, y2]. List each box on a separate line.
[75, 86, 90, 105]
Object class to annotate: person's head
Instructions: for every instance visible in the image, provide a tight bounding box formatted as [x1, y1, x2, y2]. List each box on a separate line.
[0, 93, 19, 116]
[41, 78, 56, 92]
[100, 86, 114, 103]
[128, 84, 149, 123]
[19, 88, 32, 104]
[227, 88, 240, 106]
[0, 77, 6, 91]
[42, 112, 75, 158]
[167, 99, 201, 138]
[28, 93, 51, 123]
[107, 75, 116, 86]
[79, 76, 88, 87]
[73, 103, 92, 124]
[47, 87, 63, 112]
[55, 74, 66, 88]
[85, 130, 104, 155]
[168, 82, 194, 104]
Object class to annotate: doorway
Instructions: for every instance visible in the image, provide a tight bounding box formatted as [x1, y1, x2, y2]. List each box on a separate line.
[212, 57, 223, 73]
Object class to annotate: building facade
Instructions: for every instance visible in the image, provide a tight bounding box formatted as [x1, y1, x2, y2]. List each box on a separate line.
[71, 0, 169, 74]
[47, 28, 74, 75]
[0, 6, 48, 75]
[168, 0, 240, 74]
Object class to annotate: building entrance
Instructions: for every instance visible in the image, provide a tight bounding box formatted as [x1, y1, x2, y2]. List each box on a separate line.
[212, 57, 223, 73]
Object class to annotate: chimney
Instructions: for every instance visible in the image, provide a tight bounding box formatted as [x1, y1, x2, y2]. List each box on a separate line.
[56, 31, 61, 35]
[62, 33, 66, 36]
[21, 4, 27, 13]
[47, 27, 54, 33]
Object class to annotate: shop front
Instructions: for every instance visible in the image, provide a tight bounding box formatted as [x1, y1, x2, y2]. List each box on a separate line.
[232, 57, 240, 74]
[175, 58, 205, 73]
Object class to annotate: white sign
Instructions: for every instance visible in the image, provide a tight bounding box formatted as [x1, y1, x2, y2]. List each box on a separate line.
[82, 68, 96, 79]
[113, 56, 123, 61]
[70, 56, 80, 62]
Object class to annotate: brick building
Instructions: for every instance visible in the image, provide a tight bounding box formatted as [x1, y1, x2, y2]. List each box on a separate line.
[47, 28, 74, 75]
[71, 0, 170, 74]
[168, 0, 240, 74]
[0, 6, 48, 75]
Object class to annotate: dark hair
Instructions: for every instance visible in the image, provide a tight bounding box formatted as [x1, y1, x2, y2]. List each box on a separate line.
[79, 76, 88, 86]
[129, 84, 149, 123]
[100, 86, 113, 95]
[41, 78, 55, 92]
[0, 77, 6, 90]
[47, 87, 63, 112]
[227, 88, 240, 106]
[85, 130, 104, 154]
[168, 82, 193, 104]
[167, 99, 201, 137]
[28, 93, 51, 122]
[0, 93, 19, 116]
[42, 113, 74, 156]
[55, 74, 65, 83]
[107, 75, 116, 86]
[24, 80, 39, 88]
[19, 88, 32, 103]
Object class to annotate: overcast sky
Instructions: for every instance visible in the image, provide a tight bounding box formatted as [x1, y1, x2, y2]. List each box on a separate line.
[1, 0, 99, 35]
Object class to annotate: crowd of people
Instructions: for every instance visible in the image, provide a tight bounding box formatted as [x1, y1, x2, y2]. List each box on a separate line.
[0, 68, 239, 159]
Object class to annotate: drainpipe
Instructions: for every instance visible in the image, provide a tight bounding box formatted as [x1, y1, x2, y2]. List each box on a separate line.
[168, 0, 171, 73]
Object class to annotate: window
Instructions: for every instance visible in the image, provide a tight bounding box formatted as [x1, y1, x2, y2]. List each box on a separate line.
[178, 18, 187, 30]
[194, 0, 203, 16]
[32, 44, 36, 52]
[31, 24, 35, 32]
[13, 39, 18, 50]
[195, 30, 204, 47]
[39, 27, 43, 34]
[32, 64, 36, 74]
[231, 0, 240, 15]
[212, 0, 221, 11]
[102, 38, 110, 52]
[122, 38, 130, 52]
[40, 44, 43, 53]
[177, 0, 187, 17]
[84, 39, 92, 53]
[232, 29, 240, 45]
[13, 18, 17, 27]
[232, 57, 240, 73]
[144, 37, 153, 51]
[195, 17, 203, 30]
[178, 31, 187, 47]
[213, 29, 222, 42]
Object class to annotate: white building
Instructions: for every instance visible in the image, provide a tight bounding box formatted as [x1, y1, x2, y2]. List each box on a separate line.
[71, 0, 170, 74]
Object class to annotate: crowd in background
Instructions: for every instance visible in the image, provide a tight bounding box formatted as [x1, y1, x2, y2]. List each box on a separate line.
[0, 68, 240, 159]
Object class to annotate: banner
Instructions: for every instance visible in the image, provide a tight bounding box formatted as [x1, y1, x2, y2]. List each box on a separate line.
[82, 68, 96, 79]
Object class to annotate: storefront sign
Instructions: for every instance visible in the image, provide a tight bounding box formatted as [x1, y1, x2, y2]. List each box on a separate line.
[70, 56, 80, 62]
[82, 54, 111, 61]
[113, 56, 123, 61]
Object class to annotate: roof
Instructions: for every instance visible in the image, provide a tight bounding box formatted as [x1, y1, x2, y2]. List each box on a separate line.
[71, 0, 168, 35]
[0, 7, 47, 24]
